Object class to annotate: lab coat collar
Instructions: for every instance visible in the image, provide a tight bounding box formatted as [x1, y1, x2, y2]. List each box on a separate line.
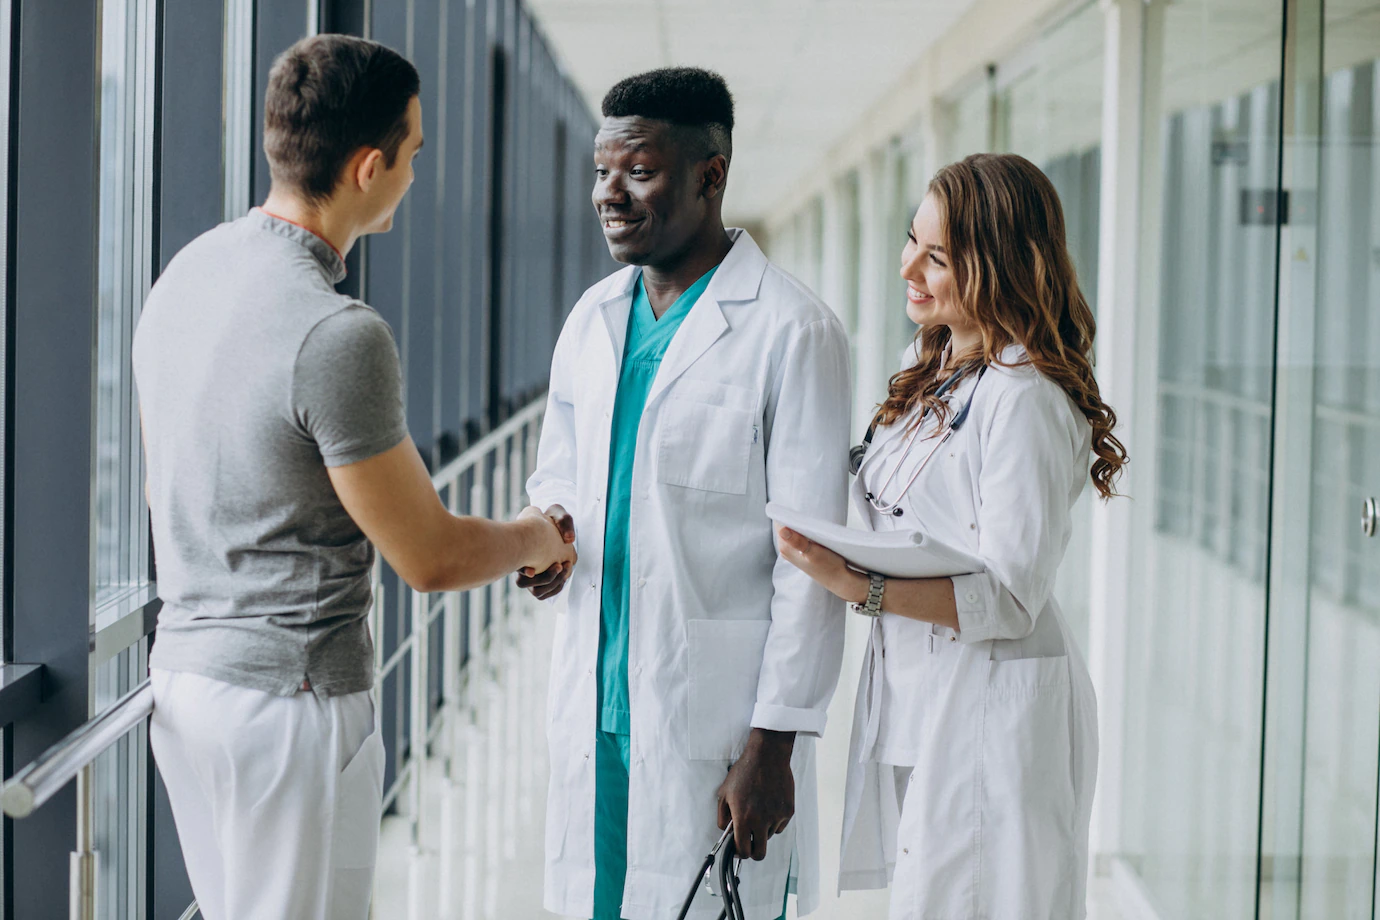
[645, 228, 766, 404]
[594, 229, 769, 399]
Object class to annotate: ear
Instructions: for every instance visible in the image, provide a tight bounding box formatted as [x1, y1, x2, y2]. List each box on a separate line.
[351, 148, 386, 193]
[699, 153, 729, 201]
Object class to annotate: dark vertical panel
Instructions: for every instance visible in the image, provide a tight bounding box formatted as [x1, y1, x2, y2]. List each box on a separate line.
[486, 40, 507, 427]
[8, 0, 99, 914]
[464, 0, 490, 435]
[252, 2, 309, 204]
[323, 0, 366, 36]
[158, 1, 223, 267]
[438, 0, 467, 459]
[407, 0, 439, 460]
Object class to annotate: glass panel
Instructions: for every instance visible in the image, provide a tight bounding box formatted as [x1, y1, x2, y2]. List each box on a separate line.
[1119, 0, 1286, 916]
[93, 643, 148, 920]
[1294, 4, 1380, 915]
[995, 0, 1105, 657]
[95, 0, 155, 613]
[94, 1, 156, 916]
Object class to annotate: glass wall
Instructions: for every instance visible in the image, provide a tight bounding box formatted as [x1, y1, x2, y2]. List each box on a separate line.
[94, 1, 158, 915]
[95, 0, 155, 614]
[1118, 1, 1285, 916]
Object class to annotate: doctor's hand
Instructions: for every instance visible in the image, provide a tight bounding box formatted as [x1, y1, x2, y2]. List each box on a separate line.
[775, 527, 869, 605]
[716, 728, 796, 861]
[516, 504, 577, 600]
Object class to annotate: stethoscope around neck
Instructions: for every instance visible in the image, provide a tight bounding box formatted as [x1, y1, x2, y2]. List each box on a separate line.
[850, 364, 987, 517]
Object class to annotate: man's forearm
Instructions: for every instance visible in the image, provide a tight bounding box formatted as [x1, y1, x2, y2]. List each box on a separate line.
[421, 513, 545, 593]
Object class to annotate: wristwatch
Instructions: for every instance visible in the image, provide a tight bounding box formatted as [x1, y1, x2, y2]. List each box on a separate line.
[851, 572, 885, 618]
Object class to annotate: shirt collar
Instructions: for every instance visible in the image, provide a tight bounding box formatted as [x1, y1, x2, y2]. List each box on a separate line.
[250, 208, 347, 284]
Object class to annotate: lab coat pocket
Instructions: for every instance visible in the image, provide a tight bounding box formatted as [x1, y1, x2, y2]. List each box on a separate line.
[978, 655, 1076, 919]
[656, 398, 753, 495]
[685, 618, 772, 760]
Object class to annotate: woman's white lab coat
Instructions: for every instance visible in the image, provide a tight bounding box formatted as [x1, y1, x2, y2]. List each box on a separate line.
[527, 230, 853, 920]
[838, 345, 1099, 920]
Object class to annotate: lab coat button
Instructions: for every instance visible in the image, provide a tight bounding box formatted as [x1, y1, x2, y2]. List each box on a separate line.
[637, 578, 646, 588]
[903, 848, 909, 855]
[965, 592, 978, 603]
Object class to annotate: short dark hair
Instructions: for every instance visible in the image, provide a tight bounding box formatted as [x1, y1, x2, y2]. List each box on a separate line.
[264, 34, 420, 204]
[601, 67, 734, 164]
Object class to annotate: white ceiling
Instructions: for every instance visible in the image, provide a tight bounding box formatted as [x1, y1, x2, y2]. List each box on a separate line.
[525, 0, 978, 224]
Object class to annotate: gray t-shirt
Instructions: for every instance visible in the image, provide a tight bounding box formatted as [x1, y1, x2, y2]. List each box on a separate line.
[133, 209, 407, 697]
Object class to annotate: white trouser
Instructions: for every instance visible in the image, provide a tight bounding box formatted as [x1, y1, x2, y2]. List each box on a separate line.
[149, 668, 385, 920]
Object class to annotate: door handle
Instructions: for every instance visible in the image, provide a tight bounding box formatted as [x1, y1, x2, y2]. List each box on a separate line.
[1364, 497, 1378, 538]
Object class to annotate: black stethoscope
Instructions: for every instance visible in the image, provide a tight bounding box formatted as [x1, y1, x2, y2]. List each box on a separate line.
[849, 364, 987, 517]
[675, 825, 749, 920]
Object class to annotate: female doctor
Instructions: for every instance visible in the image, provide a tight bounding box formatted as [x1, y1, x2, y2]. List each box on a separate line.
[777, 153, 1127, 920]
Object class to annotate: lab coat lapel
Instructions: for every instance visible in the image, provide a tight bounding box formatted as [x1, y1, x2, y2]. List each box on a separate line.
[597, 267, 640, 375]
[645, 229, 768, 406]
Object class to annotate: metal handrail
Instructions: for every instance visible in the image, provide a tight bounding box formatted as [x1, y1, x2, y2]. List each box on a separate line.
[1, 680, 153, 819]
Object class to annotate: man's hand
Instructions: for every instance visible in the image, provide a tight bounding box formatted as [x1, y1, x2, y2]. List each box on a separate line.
[716, 728, 796, 861]
[517, 504, 577, 599]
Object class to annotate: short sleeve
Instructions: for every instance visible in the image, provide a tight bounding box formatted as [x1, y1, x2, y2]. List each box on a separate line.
[292, 306, 408, 467]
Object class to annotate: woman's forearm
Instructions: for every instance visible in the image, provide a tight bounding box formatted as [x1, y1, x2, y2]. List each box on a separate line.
[872, 574, 961, 630]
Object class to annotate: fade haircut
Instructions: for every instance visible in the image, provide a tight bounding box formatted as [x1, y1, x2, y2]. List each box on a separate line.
[601, 66, 734, 165]
[264, 34, 420, 205]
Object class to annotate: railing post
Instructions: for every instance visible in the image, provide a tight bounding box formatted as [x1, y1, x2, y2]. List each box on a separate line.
[439, 475, 464, 919]
[462, 476, 488, 920]
[408, 586, 431, 920]
[70, 765, 96, 920]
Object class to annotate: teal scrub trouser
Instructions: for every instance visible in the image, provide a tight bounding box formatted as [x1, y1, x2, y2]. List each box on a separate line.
[592, 730, 790, 920]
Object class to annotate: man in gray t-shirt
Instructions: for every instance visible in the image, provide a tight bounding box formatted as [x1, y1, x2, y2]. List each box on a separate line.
[133, 36, 574, 920]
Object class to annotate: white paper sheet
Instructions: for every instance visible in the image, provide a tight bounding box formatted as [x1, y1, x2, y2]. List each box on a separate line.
[765, 502, 984, 579]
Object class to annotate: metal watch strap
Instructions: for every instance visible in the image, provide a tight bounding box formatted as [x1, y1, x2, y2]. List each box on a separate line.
[852, 572, 885, 617]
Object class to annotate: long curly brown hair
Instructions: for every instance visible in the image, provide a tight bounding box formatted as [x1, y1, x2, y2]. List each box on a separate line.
[875, 153, 1127, 499]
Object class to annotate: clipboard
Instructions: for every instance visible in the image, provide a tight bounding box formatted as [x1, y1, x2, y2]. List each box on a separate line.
[765, 502, 984, 579]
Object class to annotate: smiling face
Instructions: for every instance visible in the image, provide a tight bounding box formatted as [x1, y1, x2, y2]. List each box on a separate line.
[900, 193, 979, 348]
[592, 116, 715, 267]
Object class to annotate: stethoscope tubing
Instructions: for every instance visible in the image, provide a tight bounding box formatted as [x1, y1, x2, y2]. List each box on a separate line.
[675, 824, 748, 920]
[860, 365, 987, 515]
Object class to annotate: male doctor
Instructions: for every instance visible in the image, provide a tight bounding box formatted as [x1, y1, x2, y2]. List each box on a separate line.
[523, 67, 852, 920]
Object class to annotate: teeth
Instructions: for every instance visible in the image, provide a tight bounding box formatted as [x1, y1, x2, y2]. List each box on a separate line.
[606, 220, 627, 228]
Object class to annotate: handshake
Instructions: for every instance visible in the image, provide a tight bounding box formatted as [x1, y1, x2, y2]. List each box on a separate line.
[515, 504, 578, 600]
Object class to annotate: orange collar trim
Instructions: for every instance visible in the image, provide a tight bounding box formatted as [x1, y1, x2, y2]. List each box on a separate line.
[257, 208, 346, 264]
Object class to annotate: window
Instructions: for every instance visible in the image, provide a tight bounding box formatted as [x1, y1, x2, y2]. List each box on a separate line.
[95, 0, 156, 616]
[94, 1, 158, 916]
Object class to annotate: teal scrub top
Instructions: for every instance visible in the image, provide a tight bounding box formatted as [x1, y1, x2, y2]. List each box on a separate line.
[598, 267, 718, 736]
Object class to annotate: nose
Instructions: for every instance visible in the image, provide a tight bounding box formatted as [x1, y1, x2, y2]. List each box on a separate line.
[593, 173, 628, 211]
[900, 245, 925, 283]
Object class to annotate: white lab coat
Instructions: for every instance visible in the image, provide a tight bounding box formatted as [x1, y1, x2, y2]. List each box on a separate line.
[528, 230, 853, 920]
[837, 345, 1099, 920]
